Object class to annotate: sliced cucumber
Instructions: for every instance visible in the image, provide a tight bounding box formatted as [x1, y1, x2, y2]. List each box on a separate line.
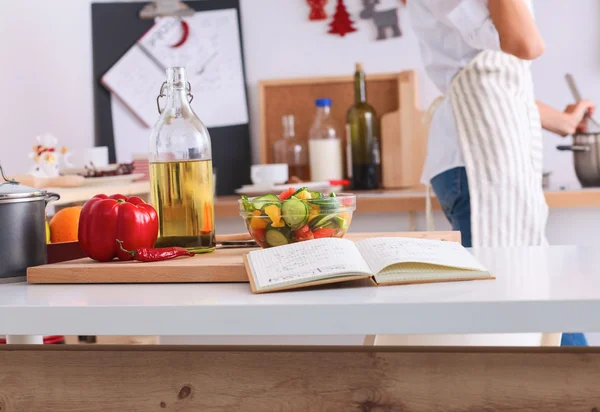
[310, 197, 339, 212]
[265, 226, 291, 247]
[292, 187, 309, 196]
[309, 213, 338, 230]
[334, 216, 347, 229]
[310, 191, 324, 199]
[240, 195, 253, 212]
[252, 194, 279, 210]
[320, 220, 337, 230]
[281, 198, 309, 230]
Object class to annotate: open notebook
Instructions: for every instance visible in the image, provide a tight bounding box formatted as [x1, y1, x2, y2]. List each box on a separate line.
[244, 237, 493, 294]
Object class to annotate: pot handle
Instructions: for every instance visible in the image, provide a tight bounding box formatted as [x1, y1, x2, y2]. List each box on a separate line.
[557, 145, 591, 152]
[45, 192, 61, 205]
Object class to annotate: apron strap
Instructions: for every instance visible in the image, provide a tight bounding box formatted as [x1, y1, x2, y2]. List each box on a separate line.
[422, 96, 444, 233]
[425, 184, 435, 232]
[423, 96, 445, 126]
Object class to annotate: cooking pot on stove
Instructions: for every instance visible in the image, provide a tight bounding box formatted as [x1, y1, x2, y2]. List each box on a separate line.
[557, 133, 600, 188]
[0, 163, 60, 279]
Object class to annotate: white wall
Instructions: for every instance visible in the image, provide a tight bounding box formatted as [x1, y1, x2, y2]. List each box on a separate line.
[239, 0, 436, 163]
[1, 2, 599, 238]
[533, 0, 600, 189]
[0, 0, 94, 175]
[2, 0, 597, 190]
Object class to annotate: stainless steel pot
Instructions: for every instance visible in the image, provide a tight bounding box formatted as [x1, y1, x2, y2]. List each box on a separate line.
[557, 133, 600, 188]
[0, 164, 60, 279]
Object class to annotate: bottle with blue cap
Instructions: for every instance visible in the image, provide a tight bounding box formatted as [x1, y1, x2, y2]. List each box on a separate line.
[308, 98, 344, 182]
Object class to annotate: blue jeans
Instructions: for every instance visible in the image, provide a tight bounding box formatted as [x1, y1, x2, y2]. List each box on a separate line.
[430, 167, 587, 347]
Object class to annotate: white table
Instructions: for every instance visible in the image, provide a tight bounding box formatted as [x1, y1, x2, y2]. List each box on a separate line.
[2, 245, 600, 411]
[1, 245, 600, 337]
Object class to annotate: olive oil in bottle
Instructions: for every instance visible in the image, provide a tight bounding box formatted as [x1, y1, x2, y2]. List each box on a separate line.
[149, 67, 216, 253]
[150, 159, 215, 252]
[346, 63, 381, 190]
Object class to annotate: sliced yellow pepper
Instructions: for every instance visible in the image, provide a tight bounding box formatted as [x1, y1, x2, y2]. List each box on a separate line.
[296, 190, 312, 200]
[308, 206, 320, 222]
[264, 204, 285, 228]
[250, 210, 268, 229]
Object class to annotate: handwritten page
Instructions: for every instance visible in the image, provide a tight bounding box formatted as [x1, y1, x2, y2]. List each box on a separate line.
[247, 239, 372, 292]
[103, 9, 249, 162]
[138, 9, 249, 128]
[103, 45, 164, 127]
[356, 238, 488, 275]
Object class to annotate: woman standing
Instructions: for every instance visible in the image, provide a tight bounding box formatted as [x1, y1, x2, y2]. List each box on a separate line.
[408, 0, 593, 346]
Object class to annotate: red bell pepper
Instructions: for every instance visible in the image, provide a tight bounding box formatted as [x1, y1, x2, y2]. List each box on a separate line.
[78, 194, 159, 262]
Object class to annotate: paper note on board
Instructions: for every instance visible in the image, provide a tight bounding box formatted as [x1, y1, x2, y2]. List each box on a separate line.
[103, 9, 249, 130]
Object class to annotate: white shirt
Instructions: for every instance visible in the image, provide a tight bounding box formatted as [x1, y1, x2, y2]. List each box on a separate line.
[408, 0, 503, 183]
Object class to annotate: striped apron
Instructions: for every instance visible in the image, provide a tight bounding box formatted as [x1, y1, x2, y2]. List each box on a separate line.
[373, 50, 559, 347]
[451, 50, 548, 247]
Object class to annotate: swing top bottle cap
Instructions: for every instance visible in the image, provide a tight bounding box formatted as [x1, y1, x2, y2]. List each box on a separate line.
[166, 66, 187, 87]
[356, 63, 364, 72]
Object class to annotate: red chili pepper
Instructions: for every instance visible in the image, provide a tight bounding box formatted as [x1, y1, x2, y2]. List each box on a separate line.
[313, 228, 337, 239]
[329, 179, 350, 186]
[116, 239, 194, 262]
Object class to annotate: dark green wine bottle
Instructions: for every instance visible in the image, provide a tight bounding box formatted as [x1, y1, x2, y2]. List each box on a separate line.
[346, 63, 381, 190]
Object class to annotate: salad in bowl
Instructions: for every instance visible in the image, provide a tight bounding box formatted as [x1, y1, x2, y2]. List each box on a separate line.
[239, 187, 356, 248]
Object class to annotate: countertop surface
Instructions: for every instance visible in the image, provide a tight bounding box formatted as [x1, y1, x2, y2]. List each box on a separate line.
[50, 182, 600, 215]
[1, 245, 600, 336]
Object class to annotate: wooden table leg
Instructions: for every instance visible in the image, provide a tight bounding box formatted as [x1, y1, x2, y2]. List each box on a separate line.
[409, 210, 417, 231]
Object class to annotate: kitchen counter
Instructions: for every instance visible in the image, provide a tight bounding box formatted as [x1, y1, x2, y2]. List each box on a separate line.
[50, 181, 600, 216]
[2, 244, 600, 411]
[215, 187, 600, 216]
[51, 181, 150, 207]
[1, 245, 599, 336]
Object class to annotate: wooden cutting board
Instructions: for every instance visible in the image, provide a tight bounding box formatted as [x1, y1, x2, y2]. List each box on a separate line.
[381, 71, 429, 189]
[27, 231, 460, 284]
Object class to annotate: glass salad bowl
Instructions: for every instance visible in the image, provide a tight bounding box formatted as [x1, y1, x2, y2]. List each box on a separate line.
[238, 187, 356, 248]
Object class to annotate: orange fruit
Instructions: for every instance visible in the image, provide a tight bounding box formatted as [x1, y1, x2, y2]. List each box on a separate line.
[49, 206, 82, 243]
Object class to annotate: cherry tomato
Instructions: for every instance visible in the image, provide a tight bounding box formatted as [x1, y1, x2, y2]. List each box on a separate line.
[278, 188, 295, 200]
[252, 228, 266, 243]
[340, 197, 354, 207]
[294, 225, 314, 241]
[313, 228, 337, 238]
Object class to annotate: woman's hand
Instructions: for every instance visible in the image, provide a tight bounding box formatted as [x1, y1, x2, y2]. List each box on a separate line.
[563, 100, 595, 135]
[536, 100, 595, 136]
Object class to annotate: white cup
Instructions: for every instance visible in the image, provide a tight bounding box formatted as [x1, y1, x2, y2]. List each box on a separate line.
[69, 147, 110, 168]
[251, 164, 289, 185]
[83, 147, 109, 167]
